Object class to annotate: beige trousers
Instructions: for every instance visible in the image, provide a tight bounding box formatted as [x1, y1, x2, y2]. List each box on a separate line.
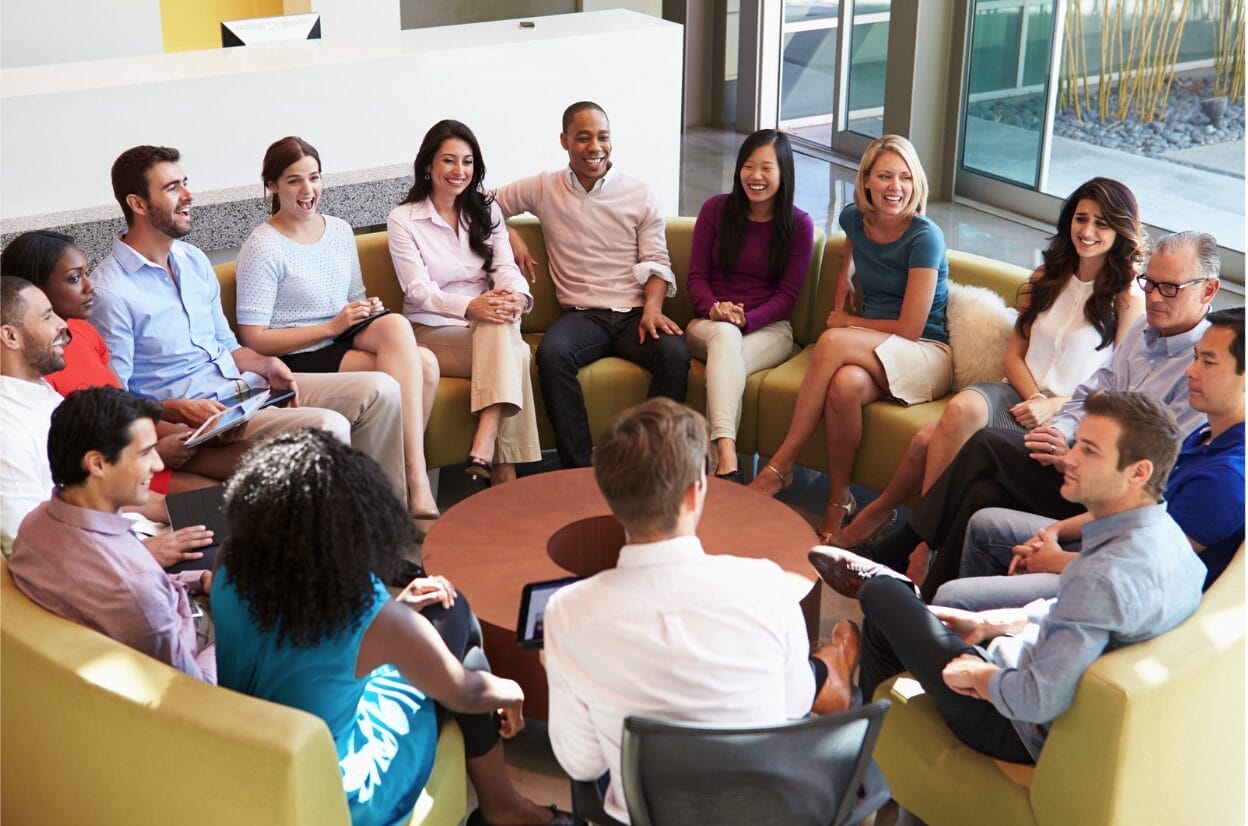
[242, 370, 406, 501]
[412, 322, 541, 464]
[685, 318, 794, 442]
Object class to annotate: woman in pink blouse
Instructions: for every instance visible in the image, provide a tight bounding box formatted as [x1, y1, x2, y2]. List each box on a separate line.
[388, 120, 540, 485]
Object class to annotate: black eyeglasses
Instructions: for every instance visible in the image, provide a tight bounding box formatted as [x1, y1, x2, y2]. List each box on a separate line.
[1136, 274, 1208, 298]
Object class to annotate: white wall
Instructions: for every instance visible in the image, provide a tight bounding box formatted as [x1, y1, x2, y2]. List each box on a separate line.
[1, 0, 164, 68]
[580, 1, 662, 16]
[1, 10, 683, 219]
[304, 0, 400, 40]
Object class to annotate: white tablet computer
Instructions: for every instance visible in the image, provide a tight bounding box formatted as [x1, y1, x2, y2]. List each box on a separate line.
[184, 391, 273, 448]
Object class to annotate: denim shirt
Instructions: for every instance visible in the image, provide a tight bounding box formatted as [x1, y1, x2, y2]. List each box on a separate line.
[1049, 316, 1211, 443]
[90, 235, 267, 402]
[985, 503, 1206, 759]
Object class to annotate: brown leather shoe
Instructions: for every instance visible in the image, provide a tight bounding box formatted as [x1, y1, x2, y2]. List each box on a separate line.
[811, 619, 860, 715]
[808, 545, 917, 600]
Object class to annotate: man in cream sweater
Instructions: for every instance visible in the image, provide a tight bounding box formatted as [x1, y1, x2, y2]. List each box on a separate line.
[497, 101, 690, 468]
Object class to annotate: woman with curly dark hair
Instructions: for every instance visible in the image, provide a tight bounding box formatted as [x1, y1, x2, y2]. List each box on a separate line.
[388, 120, 540, 486]
[211, 429, 571, 826]
[828, 177, 1146, 547]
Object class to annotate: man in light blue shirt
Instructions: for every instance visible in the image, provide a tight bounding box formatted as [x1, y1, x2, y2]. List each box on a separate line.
[90, 146, 406, 499]
[863, 230, 1221, 599]
[811, 390, 1207, 762]
[936, 307, 1245, 609]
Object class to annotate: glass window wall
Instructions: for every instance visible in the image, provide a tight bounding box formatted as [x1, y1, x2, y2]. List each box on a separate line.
[959, 0, 1244, 253]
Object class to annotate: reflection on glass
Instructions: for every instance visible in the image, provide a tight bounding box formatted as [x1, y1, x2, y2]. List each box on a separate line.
[785, 1, 838, 25]
[782, 28, 839, 122]
[1046, 0, 1244, 249]
[781, 1, 890, 144]
[846, 2, 889, 138]
[961, 2, 1054, 187]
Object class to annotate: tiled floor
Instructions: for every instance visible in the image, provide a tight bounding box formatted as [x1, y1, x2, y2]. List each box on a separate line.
[680, 126, 1055, 273]
[439, 125, 1096, 824]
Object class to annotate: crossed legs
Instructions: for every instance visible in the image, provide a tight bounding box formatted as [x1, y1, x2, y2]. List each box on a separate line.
[342, 312, 440, 514]
[750, 327, 890, 534]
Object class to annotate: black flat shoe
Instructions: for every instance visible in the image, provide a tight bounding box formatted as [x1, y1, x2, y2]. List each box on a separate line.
[465, 457, 493, 486]
[466, 804, 577, 825]
[385, 558, 427, 588]
[715, 469, 743, 483]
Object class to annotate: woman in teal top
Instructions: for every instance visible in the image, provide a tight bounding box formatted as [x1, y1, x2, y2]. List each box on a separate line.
[750, 135, 951, 542]
[212, 429, 572, 826]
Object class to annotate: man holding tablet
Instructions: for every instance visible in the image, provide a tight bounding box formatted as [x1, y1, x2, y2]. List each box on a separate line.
[542, 399, 858, 824]
[90, 146, 407, 500]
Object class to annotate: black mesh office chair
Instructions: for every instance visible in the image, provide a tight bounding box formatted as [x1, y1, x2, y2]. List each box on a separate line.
[617, 701, 891, 826]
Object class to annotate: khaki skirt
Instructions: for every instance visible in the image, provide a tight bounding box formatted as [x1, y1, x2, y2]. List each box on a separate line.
[873, 334, 953, 406]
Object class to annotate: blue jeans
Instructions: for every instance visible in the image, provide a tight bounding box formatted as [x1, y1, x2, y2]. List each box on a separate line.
[535, 308, 690, 468]
[931, 507, 1068, 611]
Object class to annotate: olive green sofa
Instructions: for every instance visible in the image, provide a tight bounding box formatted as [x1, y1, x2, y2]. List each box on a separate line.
[752, 236, 1031, 494]
[0, 557, 468, 826]
[871, 547, 1245, 826]
[213, 217, 1030, 484]
[215, 216, 827, 469]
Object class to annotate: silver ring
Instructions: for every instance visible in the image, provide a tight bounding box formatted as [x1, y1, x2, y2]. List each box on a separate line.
[1049, 444, 1055, 453]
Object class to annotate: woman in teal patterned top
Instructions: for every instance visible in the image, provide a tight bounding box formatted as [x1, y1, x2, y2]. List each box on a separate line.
[211, 429, 571, 826]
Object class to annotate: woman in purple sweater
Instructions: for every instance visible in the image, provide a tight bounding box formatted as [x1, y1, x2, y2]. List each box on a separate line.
[685, 130, 815, 480]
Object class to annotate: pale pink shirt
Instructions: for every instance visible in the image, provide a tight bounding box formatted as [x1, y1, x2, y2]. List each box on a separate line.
[387, 198, 531, 328]
[494, 167, 676, 311]
[9, 493, 215, 683]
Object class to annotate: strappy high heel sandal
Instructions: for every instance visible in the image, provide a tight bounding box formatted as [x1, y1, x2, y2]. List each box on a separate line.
[815, 492, 858, 545]
[756, 463, 792, 496]
[819, 505, 898, 548]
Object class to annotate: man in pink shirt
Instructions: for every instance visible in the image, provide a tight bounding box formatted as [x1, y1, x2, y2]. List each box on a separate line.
[497, 101, 690, 468]
[8, 386, 216, 683]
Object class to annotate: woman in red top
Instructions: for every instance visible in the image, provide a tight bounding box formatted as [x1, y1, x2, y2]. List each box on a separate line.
[0, 231, 249, 498]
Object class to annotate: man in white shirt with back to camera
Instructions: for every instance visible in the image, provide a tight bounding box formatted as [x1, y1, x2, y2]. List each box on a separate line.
[543, 398, 859, 824]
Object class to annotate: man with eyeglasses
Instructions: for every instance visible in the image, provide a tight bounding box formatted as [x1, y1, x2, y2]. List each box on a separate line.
[838, 230, 1221, 600]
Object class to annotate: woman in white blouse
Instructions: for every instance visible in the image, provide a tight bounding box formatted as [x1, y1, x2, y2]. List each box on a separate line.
[829, 177, 1146, 547]
[387, 120, 540, 486]
[234, 136, 441, 521]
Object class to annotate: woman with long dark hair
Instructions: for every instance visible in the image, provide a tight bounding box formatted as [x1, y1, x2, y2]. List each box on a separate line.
[234, 136, 441, 521]
[685, 129, 815, 480]
[829, 177, 1146, 548]
[387, 120, 539, 486]
[211, 429, 571, 826]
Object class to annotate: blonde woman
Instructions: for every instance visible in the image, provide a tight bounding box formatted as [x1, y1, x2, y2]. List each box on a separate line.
[750, 135, 951, 542]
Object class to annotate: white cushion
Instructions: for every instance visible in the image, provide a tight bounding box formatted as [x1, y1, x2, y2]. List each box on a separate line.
[945, 282, 1017, 390]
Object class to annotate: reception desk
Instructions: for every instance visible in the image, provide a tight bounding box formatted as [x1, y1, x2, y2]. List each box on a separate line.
[1, 9, 683, 260]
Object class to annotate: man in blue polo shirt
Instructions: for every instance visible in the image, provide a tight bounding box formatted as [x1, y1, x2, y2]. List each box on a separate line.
[936, 306, 1244, 609]
[89, 145, 407, 499]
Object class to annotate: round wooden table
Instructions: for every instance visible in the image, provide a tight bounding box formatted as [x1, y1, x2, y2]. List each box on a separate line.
[423, 468, 822, 719]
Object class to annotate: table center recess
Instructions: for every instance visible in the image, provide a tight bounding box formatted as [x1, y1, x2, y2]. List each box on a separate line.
[423, 468, 823, 719]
